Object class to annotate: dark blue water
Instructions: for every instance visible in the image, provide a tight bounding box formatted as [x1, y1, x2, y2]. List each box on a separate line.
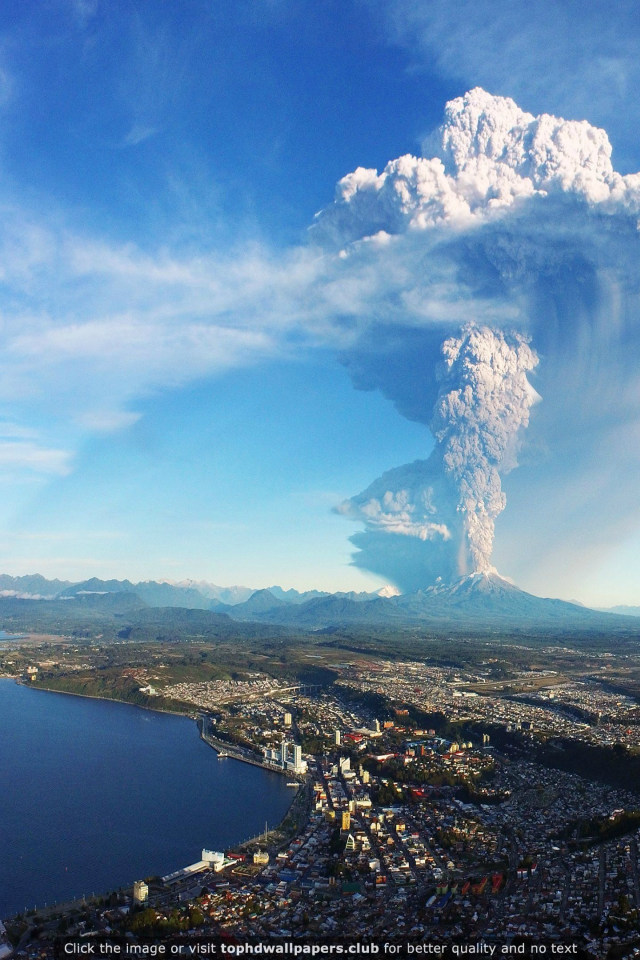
[0, 680, 292, 919]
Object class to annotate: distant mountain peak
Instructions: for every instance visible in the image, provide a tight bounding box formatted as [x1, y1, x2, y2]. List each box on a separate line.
[377, 584, 401, 598]
[424, 571, 519, 596]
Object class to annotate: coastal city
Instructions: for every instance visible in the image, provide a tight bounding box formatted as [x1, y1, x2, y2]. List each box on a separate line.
[4, 643, 640, 958]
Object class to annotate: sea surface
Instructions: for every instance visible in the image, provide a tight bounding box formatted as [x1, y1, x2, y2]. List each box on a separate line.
[0, 680, 293, 919]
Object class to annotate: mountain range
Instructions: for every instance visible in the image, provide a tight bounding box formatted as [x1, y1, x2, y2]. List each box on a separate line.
[0, 573, 398, 609]
[217, 574, 640, 634]
[0, 571, 639, 635]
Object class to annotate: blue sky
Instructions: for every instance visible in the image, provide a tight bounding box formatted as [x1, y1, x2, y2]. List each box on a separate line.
[0, 0, 639, 603]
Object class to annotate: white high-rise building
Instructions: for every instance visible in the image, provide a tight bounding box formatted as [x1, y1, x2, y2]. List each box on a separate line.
[281, 740, 307, 775]
[133, 881, 149, 905]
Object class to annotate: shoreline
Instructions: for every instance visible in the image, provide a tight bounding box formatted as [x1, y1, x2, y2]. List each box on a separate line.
[1, 681, 304, 925]
[15, 678, 192, 718]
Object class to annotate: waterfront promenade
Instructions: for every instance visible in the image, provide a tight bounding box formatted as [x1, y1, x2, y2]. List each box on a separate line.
[198, 716, 293, 776]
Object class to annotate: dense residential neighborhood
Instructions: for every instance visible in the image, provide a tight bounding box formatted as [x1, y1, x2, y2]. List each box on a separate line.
[6, 650, 640, 957]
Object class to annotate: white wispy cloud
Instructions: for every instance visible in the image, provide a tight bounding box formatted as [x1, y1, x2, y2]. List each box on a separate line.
[69, 0, 99, 25]
[122, 124, 159, 148]
[0, 421, 39, 440]
[0, 440, 72, 475]
[76, 410, 142, 432]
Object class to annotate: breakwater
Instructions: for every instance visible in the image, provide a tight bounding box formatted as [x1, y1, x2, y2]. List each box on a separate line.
[198, 718, 291, 775]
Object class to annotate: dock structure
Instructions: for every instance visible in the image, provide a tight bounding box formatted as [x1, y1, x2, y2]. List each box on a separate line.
[198, 717, 290, 775]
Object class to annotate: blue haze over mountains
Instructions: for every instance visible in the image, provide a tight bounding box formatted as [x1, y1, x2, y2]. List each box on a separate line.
[1, 573, 639, 634]
[0, 574, 383, 607]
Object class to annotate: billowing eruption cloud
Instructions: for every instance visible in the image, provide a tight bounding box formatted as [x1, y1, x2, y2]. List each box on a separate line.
[314, 85, 640, 244]
[337, 457, 452, 542]
[319, 88, 640, 594]
[339, 325, 538, 586]
[336, 456, 460, 592]
[432, 325, 538, 574]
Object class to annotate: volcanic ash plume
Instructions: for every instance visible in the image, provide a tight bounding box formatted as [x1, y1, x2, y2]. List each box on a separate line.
[431, 325, 539, 574]
[324, 87, 640, 592]
[339, 325, 539, 589]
